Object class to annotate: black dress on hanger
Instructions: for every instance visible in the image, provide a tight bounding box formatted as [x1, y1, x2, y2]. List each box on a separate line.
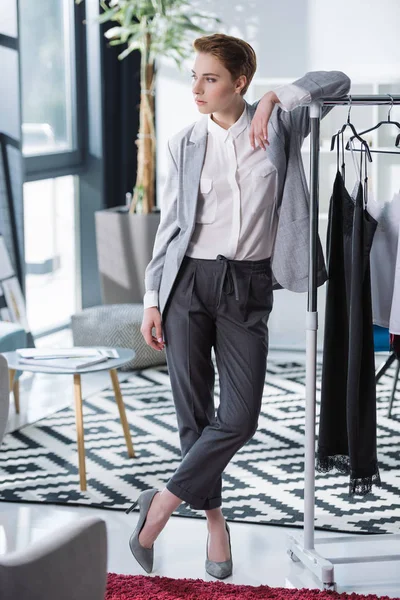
[316, 144, 381, 495]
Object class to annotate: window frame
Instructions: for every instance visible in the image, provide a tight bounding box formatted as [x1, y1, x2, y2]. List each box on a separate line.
[22, 0, 87, 182]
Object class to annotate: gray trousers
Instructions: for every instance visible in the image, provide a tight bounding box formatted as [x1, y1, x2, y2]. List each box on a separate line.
[162, 253, 273, 510]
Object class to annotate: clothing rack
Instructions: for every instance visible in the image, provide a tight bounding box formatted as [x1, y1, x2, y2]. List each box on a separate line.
[286, 95, 400, 591]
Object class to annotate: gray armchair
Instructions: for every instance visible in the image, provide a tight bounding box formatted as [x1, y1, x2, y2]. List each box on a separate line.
[0, 322, 27, 414]
[0, 353, 9, 444]
[0, 516, 108, 600]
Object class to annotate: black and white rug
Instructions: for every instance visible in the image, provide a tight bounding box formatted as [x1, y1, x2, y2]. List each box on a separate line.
[1, 359, 400, 534]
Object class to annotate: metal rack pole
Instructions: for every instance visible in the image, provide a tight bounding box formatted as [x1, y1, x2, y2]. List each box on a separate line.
[287, 94, 400, 592]
[304, 101, 320, 552]
[315, 94, 400, 105]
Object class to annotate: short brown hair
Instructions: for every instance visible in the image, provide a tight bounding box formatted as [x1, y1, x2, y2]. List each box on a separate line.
[193, 33, 257, 96]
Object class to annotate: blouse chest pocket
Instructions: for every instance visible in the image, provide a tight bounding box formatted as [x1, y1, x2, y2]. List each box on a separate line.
[252, 162, 276, 180]
[195, 177, 218, 224]
[250, 162, 277, 209]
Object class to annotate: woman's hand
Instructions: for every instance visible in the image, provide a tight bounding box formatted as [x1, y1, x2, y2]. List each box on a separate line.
[249, 91, 280, 151]
[141, 307, 166, 351]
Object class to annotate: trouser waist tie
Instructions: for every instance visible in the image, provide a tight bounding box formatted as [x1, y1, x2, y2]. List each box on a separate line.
[216, 254, 239, 309]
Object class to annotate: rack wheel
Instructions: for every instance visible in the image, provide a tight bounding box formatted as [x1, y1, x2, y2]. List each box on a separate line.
[323, 583, 337, 592]
[287, 550, 300, 562]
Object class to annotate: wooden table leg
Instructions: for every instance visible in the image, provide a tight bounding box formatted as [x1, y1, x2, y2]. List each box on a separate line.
[9, 369, 19, 414]
[13, 379, 20, 414]
[73, 374, 87, 491]
[109, 369, 135, 458]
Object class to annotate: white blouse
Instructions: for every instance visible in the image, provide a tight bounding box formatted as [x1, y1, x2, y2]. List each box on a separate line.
[144, 84, 310, 309]
[368, 190, 400, 334]
[186, 101, 277, 261]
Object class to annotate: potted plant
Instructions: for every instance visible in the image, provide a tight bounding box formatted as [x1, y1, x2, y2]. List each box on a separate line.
[80, 0, 221, 304]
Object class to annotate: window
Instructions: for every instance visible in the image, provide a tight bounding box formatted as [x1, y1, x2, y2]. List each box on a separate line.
[24, 176, 79, 335]
[19, 0, 83, 176]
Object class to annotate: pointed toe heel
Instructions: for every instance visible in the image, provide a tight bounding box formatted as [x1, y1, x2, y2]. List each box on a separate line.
[127, 488, 159, 573]
[205, 521, 233, 579]
[125, 500, 138, 514]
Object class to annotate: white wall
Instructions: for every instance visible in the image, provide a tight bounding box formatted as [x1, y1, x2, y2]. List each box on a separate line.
[308, 0, 400, 78]
[0, 0, 18, 37]
[155, 0, 400, 350]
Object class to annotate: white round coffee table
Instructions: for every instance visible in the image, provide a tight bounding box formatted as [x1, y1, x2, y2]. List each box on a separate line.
[2, 347, 136, 491]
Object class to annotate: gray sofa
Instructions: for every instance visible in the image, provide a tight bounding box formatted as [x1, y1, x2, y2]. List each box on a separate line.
[0, 517, 107, 600]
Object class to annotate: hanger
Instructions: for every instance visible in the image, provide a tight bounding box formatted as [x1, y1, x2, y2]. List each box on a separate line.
[346, 94, 400, 155]
[331, 95, 373, 163]
[331, 96, 372, 183]
[348, 137, 370, 206]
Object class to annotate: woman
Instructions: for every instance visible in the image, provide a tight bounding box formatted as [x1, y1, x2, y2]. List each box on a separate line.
[129, 33, 350, 577]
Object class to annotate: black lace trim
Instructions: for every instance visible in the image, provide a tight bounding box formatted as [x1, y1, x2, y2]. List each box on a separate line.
[316, 454, 382, 496]
[316, 454, 350, 474]
[349, 472, 382, 496]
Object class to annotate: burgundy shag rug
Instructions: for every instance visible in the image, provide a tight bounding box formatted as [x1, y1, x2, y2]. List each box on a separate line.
[105, 574, 399, 599]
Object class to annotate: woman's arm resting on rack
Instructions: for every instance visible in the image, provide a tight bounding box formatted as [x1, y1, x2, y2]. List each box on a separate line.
[250, 71, 351, 142]
[249, 84, 310, 149]
[249, 91, 280, 150]
[283, 71, 351, 136]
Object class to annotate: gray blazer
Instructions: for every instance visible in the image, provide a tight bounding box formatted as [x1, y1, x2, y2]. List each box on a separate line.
[145, 70, 351, 318]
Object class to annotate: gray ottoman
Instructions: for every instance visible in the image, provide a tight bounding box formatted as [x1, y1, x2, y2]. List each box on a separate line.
[71, 304, 166, 371]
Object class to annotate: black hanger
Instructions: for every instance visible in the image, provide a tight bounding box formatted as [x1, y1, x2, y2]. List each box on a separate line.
[346, 94, 400, 155]
[331, 95, 373, 163]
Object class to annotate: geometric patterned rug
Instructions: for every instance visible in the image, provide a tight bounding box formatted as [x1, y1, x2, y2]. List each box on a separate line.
[0, 358, 400, 535]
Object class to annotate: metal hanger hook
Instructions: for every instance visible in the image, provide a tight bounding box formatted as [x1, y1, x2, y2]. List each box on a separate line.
[387, 94, 394, 122]
[346, 94, 353, 123]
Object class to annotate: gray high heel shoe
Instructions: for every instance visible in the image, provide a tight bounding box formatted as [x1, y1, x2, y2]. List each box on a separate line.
[205, 520, 233, 579]
[126, 488, 159, 573]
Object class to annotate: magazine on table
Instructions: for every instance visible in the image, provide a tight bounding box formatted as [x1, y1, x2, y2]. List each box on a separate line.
[15, 347, 120, 370]
[17, 355, 110, 370]
[16, 348, 119, 360]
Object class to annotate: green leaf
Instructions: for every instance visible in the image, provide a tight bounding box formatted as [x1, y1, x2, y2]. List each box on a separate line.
[97, 8, 120, 24]
[123, 3, 136, 26]
[118, 39, 142, 59]
[176, 19, 204, 33]
[150, 0, 161, 12]
[189, 11, 222, 22]
[104, 26, 125, 38]
[108, 38, 129, 46]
